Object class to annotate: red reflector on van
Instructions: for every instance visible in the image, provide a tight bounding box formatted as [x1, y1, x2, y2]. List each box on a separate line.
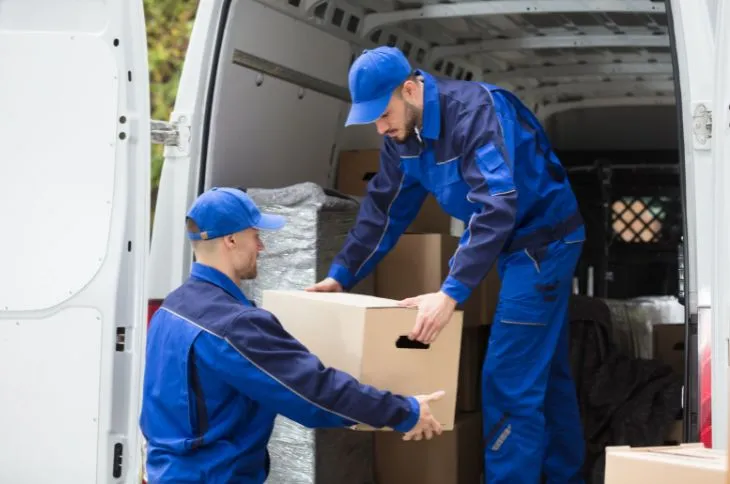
[148, 299, 163, 328]
[699, 343, 712, 447]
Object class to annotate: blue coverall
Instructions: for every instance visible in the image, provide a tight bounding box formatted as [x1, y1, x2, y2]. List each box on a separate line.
[328, 70, 586, 483]
[139, 263, 420, 483]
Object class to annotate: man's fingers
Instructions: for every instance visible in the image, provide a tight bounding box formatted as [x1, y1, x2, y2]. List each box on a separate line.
[409, 314, 425, 340]
[304, 281, 326, 292]
[424, 390, 446, 403]
[425, 326, 442, 345]
[415, 318, 432, 343]
[398, 296, 421, 308]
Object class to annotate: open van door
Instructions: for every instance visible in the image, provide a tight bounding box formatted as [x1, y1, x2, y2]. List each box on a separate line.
[709, 0, 730, 451]
[0, 1, 150, 482]
[669, 0, 722, 448]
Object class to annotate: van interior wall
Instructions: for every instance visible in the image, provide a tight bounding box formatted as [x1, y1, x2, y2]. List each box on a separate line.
[547, 105, 682, 300]
[204, 0, 352, 190]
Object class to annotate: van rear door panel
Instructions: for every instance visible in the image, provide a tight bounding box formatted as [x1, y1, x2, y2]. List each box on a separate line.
[0, 0, 150, 482]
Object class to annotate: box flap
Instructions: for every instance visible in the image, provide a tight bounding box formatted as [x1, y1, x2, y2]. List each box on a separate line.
[263, 289, 414, 309]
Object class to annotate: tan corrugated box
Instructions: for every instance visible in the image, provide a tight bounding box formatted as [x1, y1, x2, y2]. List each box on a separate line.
[375, 233, 500, 327]
[260, 290, 463, 430]
[336, 150, 453, 234]
[605, 444, 726, 483]
[374, 411, 484, 484]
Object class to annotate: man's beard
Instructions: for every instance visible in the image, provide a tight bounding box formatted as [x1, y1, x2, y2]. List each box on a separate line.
[239, 263, 257, 281]
[393, 102, 420, 144]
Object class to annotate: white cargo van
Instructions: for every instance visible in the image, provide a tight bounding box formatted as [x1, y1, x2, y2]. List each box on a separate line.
[2, 0, 730, 482]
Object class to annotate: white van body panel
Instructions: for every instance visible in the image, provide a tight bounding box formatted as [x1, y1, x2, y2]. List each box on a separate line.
[0, 0, 150, 481]
[711, 0, 730, 450]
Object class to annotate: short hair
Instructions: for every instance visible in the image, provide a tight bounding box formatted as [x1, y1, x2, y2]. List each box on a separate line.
[186, 217, 200, 235]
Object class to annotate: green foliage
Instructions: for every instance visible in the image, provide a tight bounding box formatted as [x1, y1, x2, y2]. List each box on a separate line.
[145, 0, 198, 194]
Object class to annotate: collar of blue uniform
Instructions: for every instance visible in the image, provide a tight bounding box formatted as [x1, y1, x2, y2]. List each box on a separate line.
[190, 262, 254, 306]
[417, 69, 441, 140]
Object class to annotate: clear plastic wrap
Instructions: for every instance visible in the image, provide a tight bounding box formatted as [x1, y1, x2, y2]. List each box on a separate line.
[240, 182, 363, 305]
[266, 416, 375, 484]
[239, 182, 375, 484]
[602, 296, 685, 359]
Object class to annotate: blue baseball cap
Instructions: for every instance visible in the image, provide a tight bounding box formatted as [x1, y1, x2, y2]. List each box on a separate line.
[186, 187, 285, 240]
[345, 46, 412, 126]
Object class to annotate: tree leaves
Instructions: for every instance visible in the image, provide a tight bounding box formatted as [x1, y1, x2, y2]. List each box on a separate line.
[145, 0, 198, 195]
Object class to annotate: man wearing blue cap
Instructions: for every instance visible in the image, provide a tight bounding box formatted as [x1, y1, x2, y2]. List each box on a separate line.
[308, 47, 586, 482]
[140, 187, 446, 483]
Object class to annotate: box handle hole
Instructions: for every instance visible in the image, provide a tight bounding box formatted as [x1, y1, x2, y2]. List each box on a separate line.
[395, 335, 430, 350]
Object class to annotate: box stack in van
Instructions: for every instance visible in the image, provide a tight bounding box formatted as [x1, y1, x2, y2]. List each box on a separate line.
[241, 164, 694, 483]
[241, 173, 499, 483]
[334, 150, 502, 483]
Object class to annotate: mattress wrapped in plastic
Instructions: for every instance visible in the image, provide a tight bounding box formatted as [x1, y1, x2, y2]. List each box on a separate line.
[239, 182, 375, 484]
[241, 181, 373, 305]
[602, 296, 685, 360]
[266, 415, 375, 484]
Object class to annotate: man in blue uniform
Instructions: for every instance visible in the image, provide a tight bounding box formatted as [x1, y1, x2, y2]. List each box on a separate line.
[140, 187, 445, 483]
[308, 47, 586, 483]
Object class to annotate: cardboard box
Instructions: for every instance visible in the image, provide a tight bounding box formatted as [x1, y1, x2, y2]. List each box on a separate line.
[604, 444, 726, 483]
[375, 233, 501, 326]
[374, 411, 484, 484]
[664, 419, 684, 445]
[336, 150, 452, 234]
[260, 290, 464, 430]
[653, 323, 685, 377]
[456, 326, 489, 413]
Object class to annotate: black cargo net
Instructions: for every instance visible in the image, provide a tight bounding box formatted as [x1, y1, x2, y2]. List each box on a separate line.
[611, 197, 667, 243]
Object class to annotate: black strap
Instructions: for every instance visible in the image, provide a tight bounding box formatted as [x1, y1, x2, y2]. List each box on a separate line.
[506, 210, 584, 253]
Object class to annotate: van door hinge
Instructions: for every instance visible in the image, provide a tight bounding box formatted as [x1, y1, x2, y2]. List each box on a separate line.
[150, 119, 180, 146]
[692, 103, 713, 150]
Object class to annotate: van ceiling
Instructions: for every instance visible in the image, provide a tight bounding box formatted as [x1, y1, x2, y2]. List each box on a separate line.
[259, 0, 674, 119]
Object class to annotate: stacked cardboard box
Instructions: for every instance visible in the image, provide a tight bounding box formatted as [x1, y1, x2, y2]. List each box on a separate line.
[334, 150, 503, 483]
[336, 150, 452, 234]
[604, 444, 726, 483]
[261, 290, 483, 484]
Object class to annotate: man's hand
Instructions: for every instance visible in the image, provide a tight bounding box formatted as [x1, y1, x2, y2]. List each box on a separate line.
[402, 390, 446, 441]
[399, 292, 457, 344]
[305, 277, 343, 293]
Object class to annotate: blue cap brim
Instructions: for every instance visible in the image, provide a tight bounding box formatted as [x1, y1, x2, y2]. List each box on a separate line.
[345, 93, 392, 126]
[254, 213, 286, 230]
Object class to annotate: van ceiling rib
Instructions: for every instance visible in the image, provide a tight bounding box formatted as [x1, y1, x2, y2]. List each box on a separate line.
[361, 0, 665, 36]
[430, 33, 669, 60]
[535, 95, 674, 120]
[519, 79, 674, 99]
[255, 0, 675, 117]
[487, 62, 672, 84]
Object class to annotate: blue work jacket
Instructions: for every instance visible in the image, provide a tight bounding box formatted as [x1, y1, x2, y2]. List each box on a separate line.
[139, 263, 419, 483]
[328, 71, 584, 303]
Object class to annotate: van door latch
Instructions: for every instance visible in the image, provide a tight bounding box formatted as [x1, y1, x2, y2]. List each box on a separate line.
[692, 103, 712, 150]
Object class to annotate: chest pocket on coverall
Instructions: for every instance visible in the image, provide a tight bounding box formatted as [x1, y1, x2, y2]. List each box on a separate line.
[399, 144, 463, 205]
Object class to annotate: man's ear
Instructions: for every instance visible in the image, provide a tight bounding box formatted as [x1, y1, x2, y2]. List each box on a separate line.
[222, 234, 237, 249]
[401, 79, 415, 98]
